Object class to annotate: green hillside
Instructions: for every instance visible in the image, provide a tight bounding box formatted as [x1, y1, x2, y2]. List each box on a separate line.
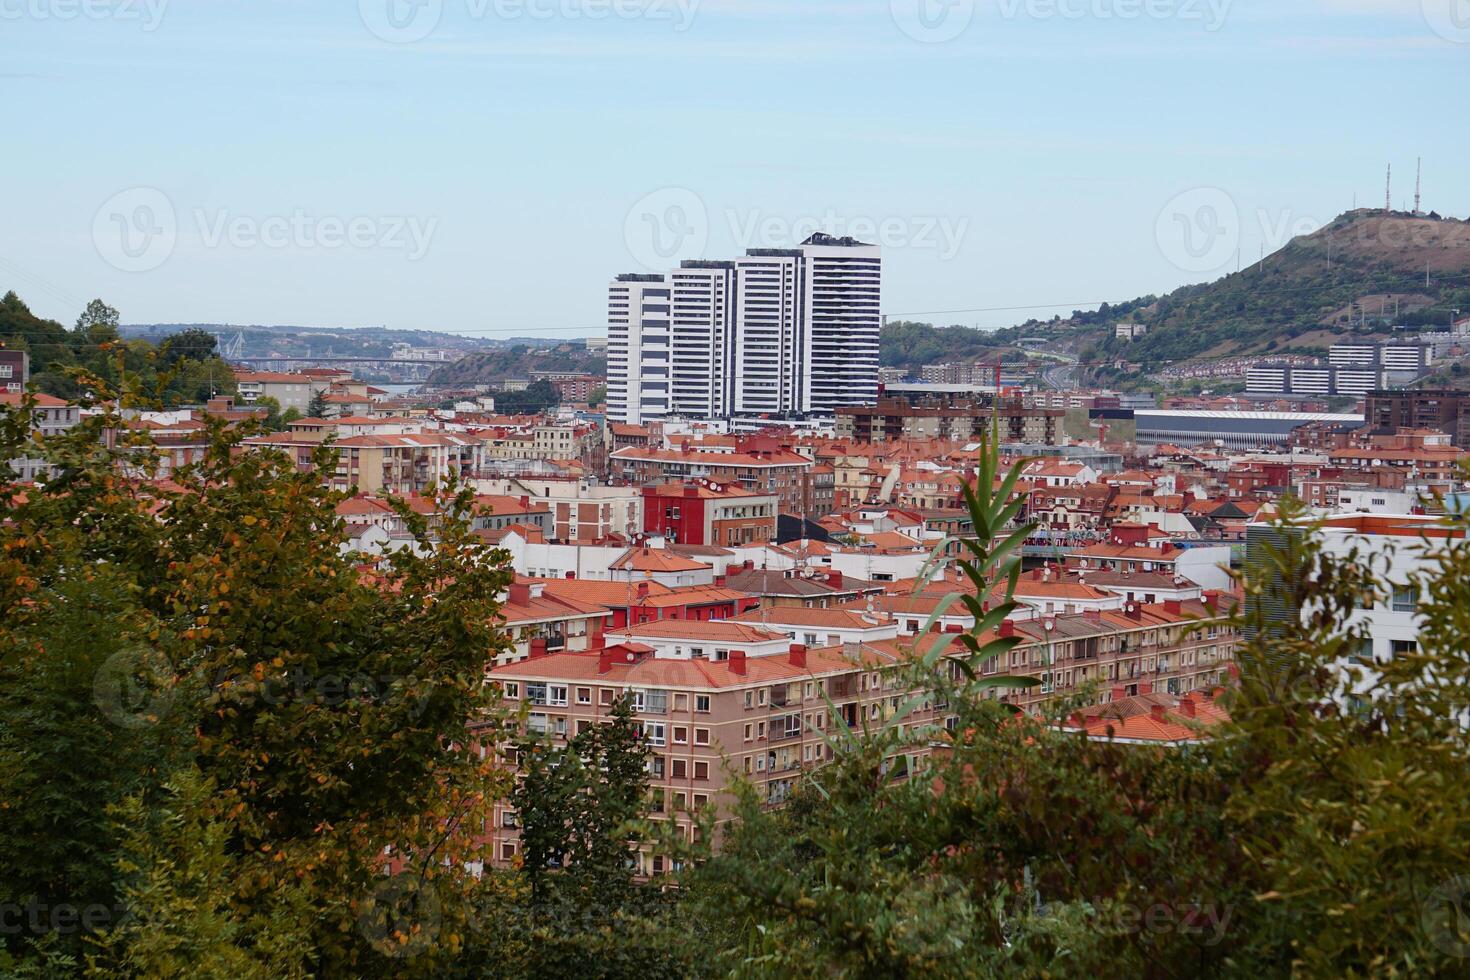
[1080, 210, 1470, 366]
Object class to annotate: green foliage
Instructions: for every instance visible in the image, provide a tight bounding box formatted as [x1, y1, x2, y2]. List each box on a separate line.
[0, 380, 516, 976]
[0, 292, 235, 406]
[494, 379, 561, 416]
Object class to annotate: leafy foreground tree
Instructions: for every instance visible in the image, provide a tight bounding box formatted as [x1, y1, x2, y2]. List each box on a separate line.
[0, 387, 515, 977]
[669, 457, 1470, 977]
[456, 695, 692, 978]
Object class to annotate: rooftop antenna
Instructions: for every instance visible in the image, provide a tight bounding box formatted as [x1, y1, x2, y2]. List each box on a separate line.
[1385, 164, 1392, 213]
[1414, 158, 1422, 215]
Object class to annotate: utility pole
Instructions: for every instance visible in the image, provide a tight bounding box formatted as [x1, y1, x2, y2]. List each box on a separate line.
[1385, 164, 1392, 212]
[1415, 157, 1422, 215]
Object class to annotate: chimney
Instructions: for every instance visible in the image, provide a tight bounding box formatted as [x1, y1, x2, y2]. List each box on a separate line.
[519, 495, 530, 510]
[508, 582, 531, 606]
[1179, 696, 1197, 719]
[729, 649, 747, 675]
[1111, 684, 1127, 701]
[1125, 602, 1142, 621]
[598, 645, 633, 674]
[684, 484, 700, 498]
[744, 559, 755, 571]
[1164, 599, 1182, 616]
[789, 643, 807, 668]
[999, 620, 1016, 638]
[1138, 681, 1153, 695]
[714, 573, 727, 587]
[529, 638, 548, 660]
[1067, 711, 1087, 730]
[1203, 589, 1220, 610]
[827, 570, 844, 589]
[944, 624, 963, 634]
[636, 581, 650, 600]
[565, 570, 577, 579]
[1150, 703, 1167, 721]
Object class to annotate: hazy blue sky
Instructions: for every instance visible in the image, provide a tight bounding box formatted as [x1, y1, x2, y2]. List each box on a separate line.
[3, 0, 1467, 338]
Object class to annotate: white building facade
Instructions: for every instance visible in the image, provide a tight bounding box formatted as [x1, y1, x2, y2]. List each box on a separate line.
[607, 234, 880, 426]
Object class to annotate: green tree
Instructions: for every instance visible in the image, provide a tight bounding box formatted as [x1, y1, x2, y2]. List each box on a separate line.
[306, 389, 329, 419]
[0, 381, 517, 976]
[73, 299, 121, 346]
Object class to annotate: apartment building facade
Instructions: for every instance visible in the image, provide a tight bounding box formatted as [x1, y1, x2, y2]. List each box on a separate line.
[606, 234, 880, 426]
[481, 598, 1237, 871]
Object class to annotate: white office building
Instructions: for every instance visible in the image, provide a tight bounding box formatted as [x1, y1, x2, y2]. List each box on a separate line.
[606, 234, 880, 426]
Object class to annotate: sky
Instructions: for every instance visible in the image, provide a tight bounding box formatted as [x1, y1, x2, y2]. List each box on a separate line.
[3, 0, 1468, 340]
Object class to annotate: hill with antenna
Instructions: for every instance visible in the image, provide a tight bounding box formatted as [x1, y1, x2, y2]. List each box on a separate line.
[1058, 209, 1470, 368]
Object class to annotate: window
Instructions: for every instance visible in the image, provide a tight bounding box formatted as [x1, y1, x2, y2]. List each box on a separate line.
[648, 755, 666, 779]
[501, 681, 520, 700]
[501, 842, 517, 861]
[576, 687, 591, 704]
[743, 723, 753, 742]
[674, 693, 688, 710]
[693, 761, 709, 780]
[600, 688, 615, 706]
[641, 722, 667, 747]
[1391, 587, 1419, 613]
[673, 726, 688, 744]
[744, 691, 753, 709]
[501, 810, 518, 828]
[671, 759, 687, 779]
[695, 695, 711, 713]
[694, 793, 708, 807]
[633, 689, 669, 714]
[694, 728, 710, 745]
[1391, 639, 1419, 656]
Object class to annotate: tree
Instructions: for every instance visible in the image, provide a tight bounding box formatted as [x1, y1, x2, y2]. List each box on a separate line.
[487, 695, 689, 976]
[306, 389, 329, 420]
[158, 328, 217, 368]
[0, 384, 517, 976]
[73, 299, 121, 346]
[587, 385, 607, 409]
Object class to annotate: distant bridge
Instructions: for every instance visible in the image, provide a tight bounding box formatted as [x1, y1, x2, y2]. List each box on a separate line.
[231, 356, 464, 366]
